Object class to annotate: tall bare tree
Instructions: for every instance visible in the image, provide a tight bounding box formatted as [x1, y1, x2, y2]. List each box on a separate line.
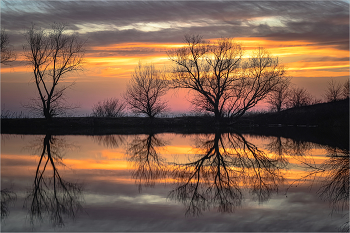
[168, 35, 286, 120]
[266, 78, 291, 112]
[124, 63, 169, 118]
[23, 24, 85, 120]
[324, 79, 343, 102]
[1, 29, 16, 64]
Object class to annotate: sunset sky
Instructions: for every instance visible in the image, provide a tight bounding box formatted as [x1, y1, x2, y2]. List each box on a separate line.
[1, 1, 349, 116]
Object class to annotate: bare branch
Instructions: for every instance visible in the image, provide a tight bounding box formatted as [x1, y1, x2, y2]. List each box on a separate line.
[168, 36, 286, 120]
[124, 62, 169, 118]
[23, 23, 85, 120]
[324, 79, 343, 102]
[91, 98, 126, 117]
[1, 29, 16, 64]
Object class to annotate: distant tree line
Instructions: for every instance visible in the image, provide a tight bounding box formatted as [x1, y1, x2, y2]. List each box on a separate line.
[1, 25, 348, 121]
[266, 78, 349, 112]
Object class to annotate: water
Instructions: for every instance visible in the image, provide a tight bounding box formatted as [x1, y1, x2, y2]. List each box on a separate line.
[1, 133, 348, 232]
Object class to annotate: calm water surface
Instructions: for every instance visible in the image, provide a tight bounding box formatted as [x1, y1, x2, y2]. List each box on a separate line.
[1, 133, 349, 232]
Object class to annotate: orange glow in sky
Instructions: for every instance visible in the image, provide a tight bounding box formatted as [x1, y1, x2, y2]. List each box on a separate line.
[1, 38, 348, 115]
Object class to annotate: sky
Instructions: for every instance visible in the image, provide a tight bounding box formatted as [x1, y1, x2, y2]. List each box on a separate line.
[1, 0, 349, 116]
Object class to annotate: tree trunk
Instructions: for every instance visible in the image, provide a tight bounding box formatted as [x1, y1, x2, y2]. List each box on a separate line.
[44, 107, 52, 121]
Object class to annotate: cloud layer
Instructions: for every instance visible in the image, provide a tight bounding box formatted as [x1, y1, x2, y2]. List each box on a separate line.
[2, 1, 349, 49]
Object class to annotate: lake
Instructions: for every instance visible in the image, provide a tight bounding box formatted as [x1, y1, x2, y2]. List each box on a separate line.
[1, 132, 349, 232]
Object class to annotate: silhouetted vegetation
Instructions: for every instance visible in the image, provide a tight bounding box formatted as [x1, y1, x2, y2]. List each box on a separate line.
[286, 87, 313, 108]
[23, 23, 85, 120]
[124, 63, 169, 118]
[248, 98, 349, 128]
[324, 80, 343, 102]
[1, 25, 348, 135]
[342, 80, 349, 99]
[91, 98, 125, 117]
[0, 28, 16, 64]
[266, 78, 291, 112]
[168, 35, 286, 121]
[2, 97, 349, 135]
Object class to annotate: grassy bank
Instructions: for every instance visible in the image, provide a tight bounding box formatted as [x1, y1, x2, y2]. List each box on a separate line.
[1, 99, 348, 136]
[1, 116, 238, 135]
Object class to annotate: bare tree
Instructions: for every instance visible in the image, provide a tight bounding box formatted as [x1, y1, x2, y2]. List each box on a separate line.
[324, 79, 343, 102]
[124, 63, 169, 118]
[342, 80, 349, 99]
[286, 87, 313, 108]
[168, 35, 286, 121]
[266, 78, 291, 112]
[1, 29, 16, 64]
[23, 24, 85, 120]
[91, 98, 125, 117]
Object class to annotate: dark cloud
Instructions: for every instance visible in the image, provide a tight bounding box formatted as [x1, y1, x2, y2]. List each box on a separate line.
[258, 20, 349, 50]
[1, 1, 348, 50]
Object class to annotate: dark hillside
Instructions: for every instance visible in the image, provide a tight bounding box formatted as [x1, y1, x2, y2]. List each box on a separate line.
[245, 98, 349, 128]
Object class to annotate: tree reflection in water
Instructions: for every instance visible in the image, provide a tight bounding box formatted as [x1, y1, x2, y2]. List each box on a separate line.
[1, 188, 16, 220]
[269, 136, 349, 232]
[168, 133, 287, 216]
[127, 134, 168, 191]
[266, 136, 315, 157]
[92, 134, 126, 148]
[318, 147, 349, 232]
[319, 148, 349, 209]
[25, 134, 83, 227]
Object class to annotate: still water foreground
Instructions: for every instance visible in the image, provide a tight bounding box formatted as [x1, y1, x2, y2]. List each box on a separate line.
[1, 133, 349, 232]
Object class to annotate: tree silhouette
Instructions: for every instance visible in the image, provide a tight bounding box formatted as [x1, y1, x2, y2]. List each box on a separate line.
[324, 80, 343, 102]
[168, 35, 286, 121]
[24, 134, 83, 227]
[286, 87, 313, 108]
[23, 23, 85, 120]
[126, 134, 168, 191]
[0, 29, 16, 64]
[91, 98, 126, 117]
[266, 78, 291, 112]
[124, 63, 169, 118]
[342, 80, 349, 99]
[169, 133, 285, 215]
